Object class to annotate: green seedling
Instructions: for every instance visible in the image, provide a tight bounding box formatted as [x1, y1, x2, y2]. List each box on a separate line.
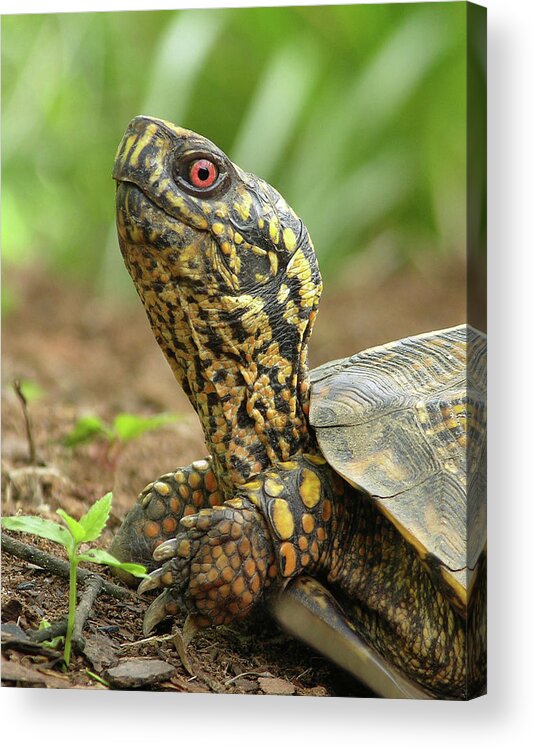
[2, 492, 147, 666]
[64, 412, 179, 448]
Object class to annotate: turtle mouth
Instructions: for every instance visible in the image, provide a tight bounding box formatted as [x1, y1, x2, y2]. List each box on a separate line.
[115, 180, 195, 252]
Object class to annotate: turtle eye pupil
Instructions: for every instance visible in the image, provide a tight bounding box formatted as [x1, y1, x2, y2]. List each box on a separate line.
[188, 158, 218, 189]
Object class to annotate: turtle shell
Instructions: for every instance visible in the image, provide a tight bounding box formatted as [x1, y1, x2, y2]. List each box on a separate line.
[309, 324, 486, 616]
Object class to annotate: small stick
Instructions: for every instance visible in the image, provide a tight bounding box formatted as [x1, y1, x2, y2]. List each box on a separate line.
[30, 618, 68, 643]
[13, 379, 37, 465]
[224, 671, 269, 685]
[72, 574, 104, 648]
[1, 534, 135, 601]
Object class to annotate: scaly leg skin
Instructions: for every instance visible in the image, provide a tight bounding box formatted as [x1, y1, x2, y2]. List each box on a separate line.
[111, 458, 222, 573]
[139, 497, 276, 636]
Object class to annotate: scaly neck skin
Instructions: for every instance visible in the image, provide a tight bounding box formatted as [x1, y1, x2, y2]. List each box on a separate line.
[134, 255, 317, 497]
[114, 120, 323, 496]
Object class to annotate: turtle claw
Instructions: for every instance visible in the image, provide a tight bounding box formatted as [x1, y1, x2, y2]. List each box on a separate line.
[138, 565, 174, 594]
[143, 590, 181, 636]
[143, 591, 173, 635]
[153, 537, 178, 561]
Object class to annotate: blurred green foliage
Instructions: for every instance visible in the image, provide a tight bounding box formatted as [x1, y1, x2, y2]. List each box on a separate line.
[2, 3, 471, 295]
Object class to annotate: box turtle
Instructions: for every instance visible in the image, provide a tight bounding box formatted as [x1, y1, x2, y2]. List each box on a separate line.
[110, 116, 486, 700]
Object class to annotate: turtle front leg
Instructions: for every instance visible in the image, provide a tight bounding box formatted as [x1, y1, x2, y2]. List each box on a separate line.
[111, 458, 222, 572]
[138, 498, 276, 635]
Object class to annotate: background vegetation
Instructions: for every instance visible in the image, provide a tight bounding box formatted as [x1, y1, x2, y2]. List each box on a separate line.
[2, 3, 470, 301]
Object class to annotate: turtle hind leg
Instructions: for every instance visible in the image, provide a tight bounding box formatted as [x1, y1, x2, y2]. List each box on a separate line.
[110, 458, 221, 578]
[270, 576, 432, 700]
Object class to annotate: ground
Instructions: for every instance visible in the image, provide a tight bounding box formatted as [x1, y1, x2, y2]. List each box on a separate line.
[1, 256, 465, 694]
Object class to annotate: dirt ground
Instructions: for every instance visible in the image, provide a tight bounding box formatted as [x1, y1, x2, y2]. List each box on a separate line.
[1, 257, 465, 695]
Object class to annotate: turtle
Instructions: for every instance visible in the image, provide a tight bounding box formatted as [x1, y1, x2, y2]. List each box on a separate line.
[110, 115, 487, 700]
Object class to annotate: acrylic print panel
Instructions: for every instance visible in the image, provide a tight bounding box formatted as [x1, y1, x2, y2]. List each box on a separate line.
[1, 1, 486, 700]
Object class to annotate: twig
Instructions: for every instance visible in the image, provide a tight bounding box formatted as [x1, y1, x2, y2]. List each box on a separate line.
[120, 633, 176, 648]
[1, 534, 135, 600]
[13, 379, 38, 465]
[72, 574, 104, 648]
[224, 671, 270, 685]
[29, 618, 67, 643]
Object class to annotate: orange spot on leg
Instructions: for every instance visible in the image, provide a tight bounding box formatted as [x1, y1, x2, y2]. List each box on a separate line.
[143, 521, 161, 539]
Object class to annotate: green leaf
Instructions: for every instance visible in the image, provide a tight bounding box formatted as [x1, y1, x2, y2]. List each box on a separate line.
[77, 548, 148, 577]
[2, 515, 71, 548]
[78, 492, 112, 542]
[42, 635, 65, 650]
[63, 415, 113, 447]
[56, 509, 86, 544]
[112, 412, 179, 443]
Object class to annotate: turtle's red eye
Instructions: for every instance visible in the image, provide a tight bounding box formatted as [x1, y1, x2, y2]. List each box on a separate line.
[188, 159, 218, 189]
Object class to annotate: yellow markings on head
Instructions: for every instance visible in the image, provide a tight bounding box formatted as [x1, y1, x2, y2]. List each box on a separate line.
[299, 468, 322, 508]
[212, 222, 225, 236]
[280, 542, 297, 577]
[269, 498, 295, 540]
[235, 190, 252, 221]
[268, 252, 279, 276]
[234, 232, 243, 245]
[257, 217, 265, 230]
[117, 132, 137, 164]
[283, 227, 297, 252]
[128, 123, 159, 167]
[269, 218, 280, 243]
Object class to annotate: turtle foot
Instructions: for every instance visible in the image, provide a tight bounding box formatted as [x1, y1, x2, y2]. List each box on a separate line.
[138, 500, 276, 630]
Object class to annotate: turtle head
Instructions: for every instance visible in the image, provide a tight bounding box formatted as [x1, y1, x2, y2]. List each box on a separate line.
[113, 116, 322, 481]
[113, 115, 322, 305]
